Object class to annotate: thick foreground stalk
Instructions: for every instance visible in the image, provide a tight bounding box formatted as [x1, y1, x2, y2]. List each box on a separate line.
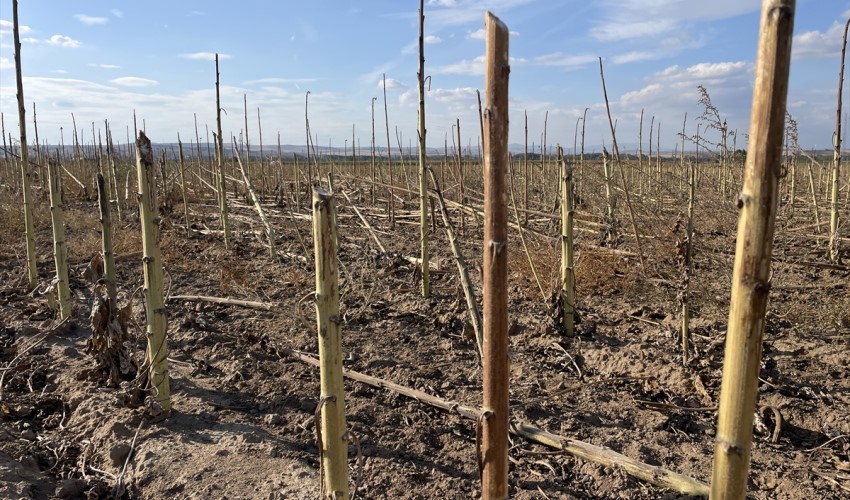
[829, 17, 849, 262]
[136, 131, 171, 416]
[312, 187, 349, 499]
[481, 11, 510, 500]
[12, 0, 37, 289]
[97, 174, 117, 311]
[47, 159, 71, 319]
[710, 1, 795, 498]
[559, 148, 575, 337]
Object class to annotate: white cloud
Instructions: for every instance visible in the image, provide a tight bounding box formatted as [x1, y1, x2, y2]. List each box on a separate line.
[111, 9, 124, 18]
[589, 0, 760, 42]
[467, 29, 485, 40]
[22, 37, 41, 44]
[618, 61, 754, 113]
[434, 55, 485, 75]
[0, 19, 31, 35]
[88, 63, 120, 69]
[179, 52, 232, 61]
[50, 69, 68, 74]
[399, 86, 478, 109]
[47, 35, 81, 48]
[533, 53, 596, 69]
[110, 77, 158, 87]
[793, 21, 845, 61]
[467, 28, 519, 40]
[424, 35, 442, 44]
[612, 51, 660, 64]
[378, 77, 406, 90]
[0, 57, 12, 70]
[0, 76, 354, 149]
[430, 86, 478, 104]
[591, 19, 675, 41]
[422, 0, 534, 29]
[74, 14, 109, 26]
[242, 77, 320, 86]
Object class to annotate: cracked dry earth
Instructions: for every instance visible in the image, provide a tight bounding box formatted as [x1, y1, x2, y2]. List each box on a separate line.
[0, 188, 849, 499]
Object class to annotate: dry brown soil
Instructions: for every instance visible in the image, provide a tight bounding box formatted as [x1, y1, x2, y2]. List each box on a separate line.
[1, 173, 848, 499]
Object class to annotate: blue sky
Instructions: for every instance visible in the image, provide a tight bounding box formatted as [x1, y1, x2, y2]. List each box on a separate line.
[0, 0, 847, 153]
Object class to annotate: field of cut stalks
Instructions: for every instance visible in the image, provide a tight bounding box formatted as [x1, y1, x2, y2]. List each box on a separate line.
[2, 1, 850, 499]
[1, 135, 848, 498]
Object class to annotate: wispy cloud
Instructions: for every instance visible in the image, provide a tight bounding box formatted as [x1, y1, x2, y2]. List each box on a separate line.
[243, 77, 321, 86]
[111, 9, 124, 18]
[0, 19, 31, 36]
[179, 52, 232, 61]
[618, 61, 754, 111]
[467, 28, 519, 40]
[591, 19, 675, 42]
[419, 0, 534, 29]
[75, 14, 109, 26]
[378, 77, 407, 90]
[589, 0, 759, 42]
[47, 35, 82, 48]
[88, 63, 120, 69]
[793, 21, 845, 61]
[0, 76, 355, 146]
[399, 85, 478, 109]
[434, 55, 485, 75]
[533, 53, 596, 69]
[401, 34, 443, 54]
[0, 57, 12, 70]
[110, 77, 158, 87]
[434, 53, 530, 75]
[612, 51, 660, 64]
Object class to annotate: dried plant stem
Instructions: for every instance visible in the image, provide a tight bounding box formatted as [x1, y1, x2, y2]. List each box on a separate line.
[177, 136, 190, 237]
[482, 12, 510, 499]
[417, 0, 430, 299]
[599, 57, 646, 269]
[559, 148, 575, 337]
[711, 1, 795, 497]
[682, 119, 695, 365]
[427, 167, 482, 357]
[214, 54, 231, 249]
[382, 74, 395, 228]
[233, 137, 277, 258]
[106, 123, 123, 222]
[340, 191, 386, 255]
[284, 349, 710, 497]
[370, 97, 377, 205]
[312, 187, 349, 499]
[12, 0, 37, 289]
[135, 131, 171, 416]
[829, 17, 849, 262]
[508, 156, 546, 302]
[97, 174, 117, 311]
[807, 160, 821, 232]
[47, 157, 71, 319]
